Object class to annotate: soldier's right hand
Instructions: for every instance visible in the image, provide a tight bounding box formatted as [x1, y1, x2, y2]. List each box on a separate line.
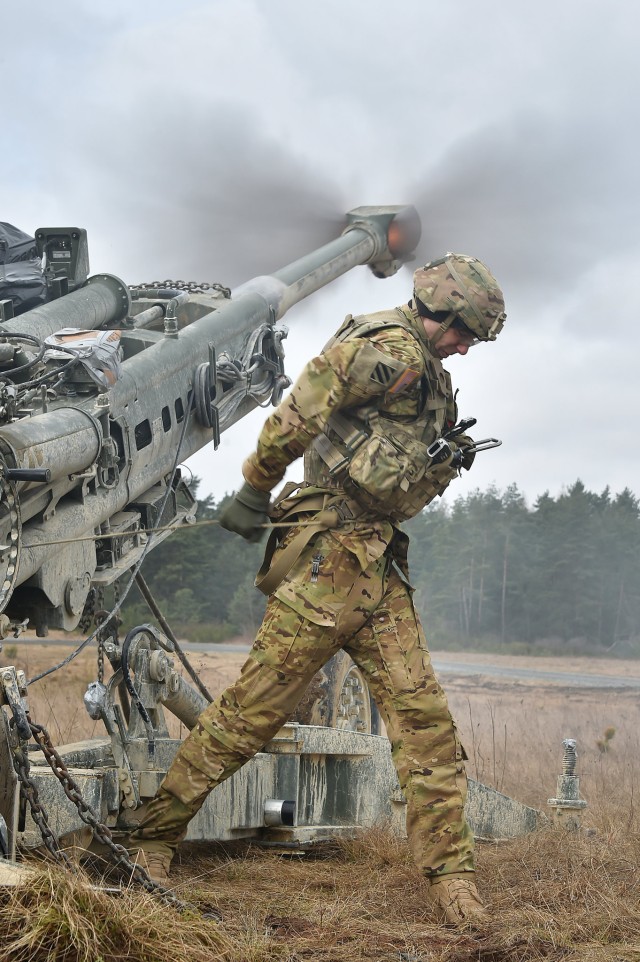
[219, 481, 271, 543]
[454, 434, 477, 471]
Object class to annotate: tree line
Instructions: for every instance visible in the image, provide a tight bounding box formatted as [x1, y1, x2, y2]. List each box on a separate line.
[405, 481, 640, 655]
[123, 480, 640, 656]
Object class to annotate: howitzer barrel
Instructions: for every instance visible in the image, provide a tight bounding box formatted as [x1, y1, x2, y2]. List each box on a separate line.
[13, 487, 122, 586]
[233, 205, 419, 318]
[270, 228, 375, 317]
[0, 274, 130, 340]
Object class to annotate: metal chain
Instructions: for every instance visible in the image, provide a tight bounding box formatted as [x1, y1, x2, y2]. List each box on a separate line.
[11, 742, 74, 868]
[26, 718, 193, 909]
[96, 586, 106, 685]
[78, 586, 96, 635]
[129, 279, 231, 298]
[93, 587, 113, 685]
[10, 715, 219, 915]
[97, 636, 105, 685]
[79, 586, 111, 685]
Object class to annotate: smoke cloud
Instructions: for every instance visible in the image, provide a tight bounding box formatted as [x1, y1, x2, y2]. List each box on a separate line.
[410, 112, 638, 308]
[5, 0, 640, 506]
[61, 104, 347, 287]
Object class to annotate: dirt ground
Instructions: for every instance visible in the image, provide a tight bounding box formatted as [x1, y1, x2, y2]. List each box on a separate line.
[2, 640, 639, 961]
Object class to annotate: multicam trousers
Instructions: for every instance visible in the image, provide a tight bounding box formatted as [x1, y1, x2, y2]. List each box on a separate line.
[131, 528, 475, 877]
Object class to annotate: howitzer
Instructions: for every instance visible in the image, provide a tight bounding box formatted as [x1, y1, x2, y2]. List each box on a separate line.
[0, 207, 544, 875]
[0, 206, 420, 637]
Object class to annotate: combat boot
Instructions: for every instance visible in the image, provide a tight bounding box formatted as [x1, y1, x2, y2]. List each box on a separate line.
[130, 846, 172, 885]
[428, 874, 488, 927]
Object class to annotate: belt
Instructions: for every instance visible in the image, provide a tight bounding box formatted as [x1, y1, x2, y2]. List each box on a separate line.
[254, 494, 358, 596]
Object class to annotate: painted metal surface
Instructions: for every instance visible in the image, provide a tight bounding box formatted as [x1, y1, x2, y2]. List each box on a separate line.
[13, 722, 543, 851]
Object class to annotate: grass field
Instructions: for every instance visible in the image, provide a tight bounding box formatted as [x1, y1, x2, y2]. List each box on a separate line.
[0, 641, 638, 961]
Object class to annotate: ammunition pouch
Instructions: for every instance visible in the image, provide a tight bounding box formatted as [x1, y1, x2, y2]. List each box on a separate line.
[342, 422, 461, 522]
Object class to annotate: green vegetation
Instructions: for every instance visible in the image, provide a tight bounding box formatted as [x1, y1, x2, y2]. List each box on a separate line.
[122, 489, 266, 640]
[123, 480, 640, 656]
[407, 481, 640, 655]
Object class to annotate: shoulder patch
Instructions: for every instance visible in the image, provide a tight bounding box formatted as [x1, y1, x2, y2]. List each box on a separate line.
[369, 359, 398, 388]
[387, 367, 421, 395]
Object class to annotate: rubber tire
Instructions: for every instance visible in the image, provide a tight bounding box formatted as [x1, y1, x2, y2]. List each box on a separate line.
[292, 650, 384, 736]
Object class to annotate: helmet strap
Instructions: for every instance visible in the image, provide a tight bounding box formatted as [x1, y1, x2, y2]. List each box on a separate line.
[410, 300, 461, 353]
[420, 310, 457, 354]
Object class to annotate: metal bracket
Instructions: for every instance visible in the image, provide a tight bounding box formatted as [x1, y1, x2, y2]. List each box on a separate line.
[0, 667, 30, 742]
[0, 666, 30, 859]
[194, 344, 221, 448]
[97, 668, 141, 809]
[97, 437, 120, 489]
[0, 300, 15, 323]
[0, 709, 20, 859]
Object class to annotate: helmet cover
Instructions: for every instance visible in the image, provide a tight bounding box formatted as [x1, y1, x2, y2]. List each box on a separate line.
[413, 254, 506, 340]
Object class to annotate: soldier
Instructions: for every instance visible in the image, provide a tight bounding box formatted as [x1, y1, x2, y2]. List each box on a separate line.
[130, 254, 507, 927]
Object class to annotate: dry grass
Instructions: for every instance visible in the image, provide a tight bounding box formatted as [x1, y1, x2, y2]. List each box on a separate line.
[2, 642, 639, 960]
[165, 808, 640, 961]
[0, 865, 235, 962]
[443, 676, 639, 810]
[1, 815, 639, 961]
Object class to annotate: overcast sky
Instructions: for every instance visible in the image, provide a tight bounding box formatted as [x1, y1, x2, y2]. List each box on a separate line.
[3, 0, 639, 508]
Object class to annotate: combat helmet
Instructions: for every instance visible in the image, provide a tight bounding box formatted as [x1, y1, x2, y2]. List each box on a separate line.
[413, 254, 506, 345]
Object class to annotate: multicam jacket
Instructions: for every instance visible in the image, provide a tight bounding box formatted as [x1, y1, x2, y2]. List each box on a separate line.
[242, 303, 468, 572]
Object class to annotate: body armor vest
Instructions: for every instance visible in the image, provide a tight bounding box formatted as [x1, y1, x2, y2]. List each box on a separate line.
[303, 308, 460, 523]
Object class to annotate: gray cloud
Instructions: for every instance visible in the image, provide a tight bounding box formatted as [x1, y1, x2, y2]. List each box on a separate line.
[411, 111, 639, 310]
[4, 0, 640, 505]
[75, 105, 347, 285]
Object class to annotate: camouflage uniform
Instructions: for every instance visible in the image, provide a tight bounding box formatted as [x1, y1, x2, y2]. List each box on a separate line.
[131, 302, 475, 878]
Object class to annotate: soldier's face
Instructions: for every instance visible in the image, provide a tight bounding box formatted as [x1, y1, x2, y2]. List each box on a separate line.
[423, 320, 476, 358]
